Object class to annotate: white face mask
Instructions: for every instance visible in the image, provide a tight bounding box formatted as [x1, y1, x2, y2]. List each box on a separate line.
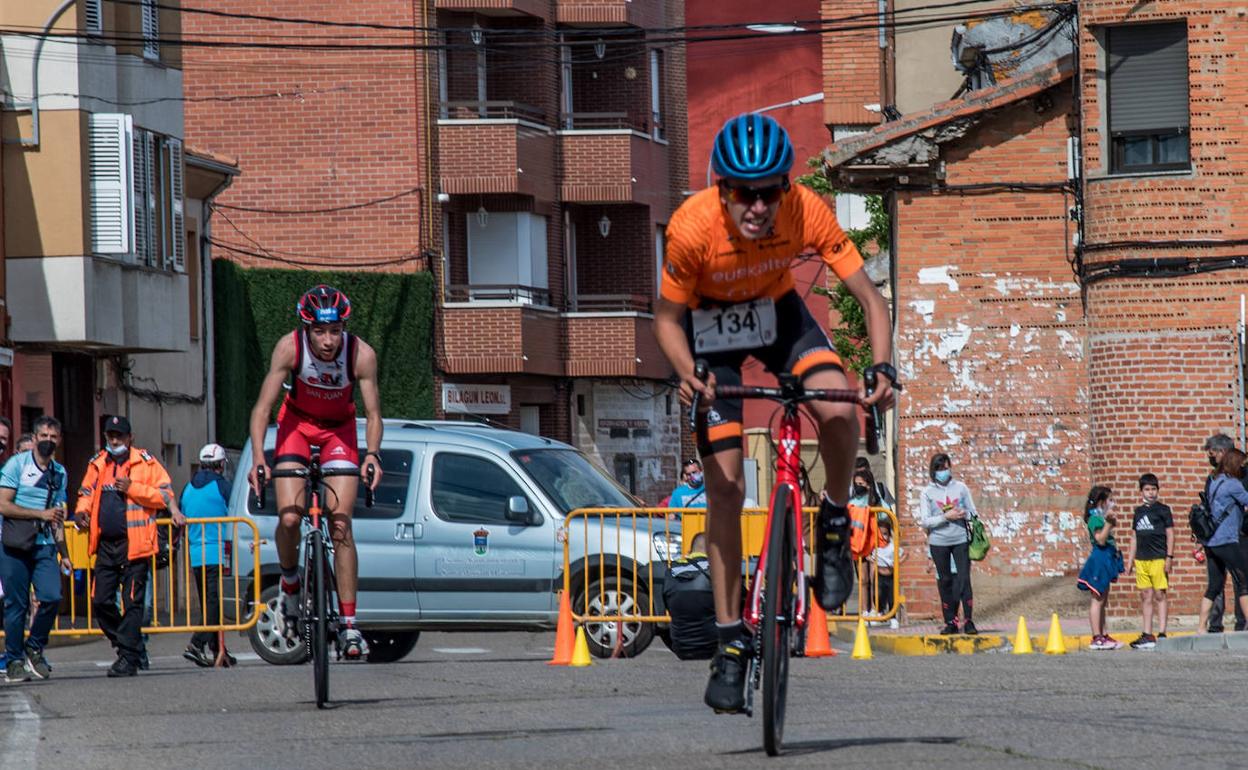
[107, 444, 129, 459]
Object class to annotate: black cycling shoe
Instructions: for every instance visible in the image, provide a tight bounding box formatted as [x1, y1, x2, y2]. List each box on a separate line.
[704, 638, 751, 713]
[814, 497, 854, 611]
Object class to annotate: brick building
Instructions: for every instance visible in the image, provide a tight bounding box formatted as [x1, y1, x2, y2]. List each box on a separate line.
[184, 2, 688, 502]
[824, 2, 1248, 619]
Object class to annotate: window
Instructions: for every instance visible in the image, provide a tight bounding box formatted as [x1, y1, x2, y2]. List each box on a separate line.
[832, 126, 870, 229]
[84, 0, 103, 36]
[431, 453, 530, 525]
[519, 405, 541, 436]
[513, 448, 636, 514]
[1106, 22, 1189, 174]
[142, 0, 160, 61]
[649, 50, 664, 140]
[613, 454, 636, 495]
[465, 211, 549, 304]
[249, 449, 414, 521]
[654, 225, 666, 298]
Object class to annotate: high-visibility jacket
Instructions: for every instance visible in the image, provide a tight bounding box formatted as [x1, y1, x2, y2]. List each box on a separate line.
[75, 447, 173, 561]
[848, 503, 880, 560]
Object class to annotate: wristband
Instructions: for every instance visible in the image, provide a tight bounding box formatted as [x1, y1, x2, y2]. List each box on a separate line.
[363, 451, 381, 461]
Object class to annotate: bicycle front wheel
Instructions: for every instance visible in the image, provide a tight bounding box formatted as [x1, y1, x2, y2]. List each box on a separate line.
[762, 483, 796, 756]
[309, 530, 331, 708]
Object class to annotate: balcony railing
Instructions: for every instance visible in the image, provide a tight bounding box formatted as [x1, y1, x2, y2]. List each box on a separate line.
[562, 111, 650, 132]
[447, 283, 552, 305]
[440, 100, 547, 123]
[571, 294, 652, 313]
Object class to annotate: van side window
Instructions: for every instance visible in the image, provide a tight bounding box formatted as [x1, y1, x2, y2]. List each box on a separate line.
[248, 449, 412, 521]
[431, 453, 529, 525]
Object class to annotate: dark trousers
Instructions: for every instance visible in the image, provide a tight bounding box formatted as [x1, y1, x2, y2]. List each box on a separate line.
[0, 544, 62, 661]
[190, 565, 223, 651]
[92, 539, 149, 665]
[876, 572, 895, 615]
[930, 542, 973, 624]
[1209, 541, 1248, 631]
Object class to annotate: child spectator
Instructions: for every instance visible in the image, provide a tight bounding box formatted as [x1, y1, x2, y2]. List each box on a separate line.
[1077, 486, 1124, 650]
[1125, 473, 1173, 649]
[868, 518, 905, 628]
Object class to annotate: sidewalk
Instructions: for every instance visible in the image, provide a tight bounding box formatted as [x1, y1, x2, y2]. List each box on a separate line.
[826, 617, 1195, 655]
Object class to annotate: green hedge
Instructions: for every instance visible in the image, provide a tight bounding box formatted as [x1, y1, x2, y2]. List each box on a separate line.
[213, 260, 434, 448]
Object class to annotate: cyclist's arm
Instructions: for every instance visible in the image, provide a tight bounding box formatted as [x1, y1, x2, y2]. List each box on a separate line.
[654, 297, 712, 406]
[354, 339, 383, 458]
[248, 334, 297, 460]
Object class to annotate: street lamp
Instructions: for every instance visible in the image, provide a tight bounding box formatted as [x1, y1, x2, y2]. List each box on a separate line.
[705, 91, 824, 187]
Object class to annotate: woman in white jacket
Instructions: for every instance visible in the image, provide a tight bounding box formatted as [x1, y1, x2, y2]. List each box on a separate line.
[918, 452, 979, 635]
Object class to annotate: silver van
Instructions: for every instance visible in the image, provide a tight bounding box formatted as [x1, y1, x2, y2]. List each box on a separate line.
[230, 419, 679, 663]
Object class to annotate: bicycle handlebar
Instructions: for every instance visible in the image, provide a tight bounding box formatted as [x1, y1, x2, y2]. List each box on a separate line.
[255, 464, 375, 510]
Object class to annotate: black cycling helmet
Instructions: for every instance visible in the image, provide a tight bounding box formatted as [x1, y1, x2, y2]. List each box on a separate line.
[297, 285, 352, 325]
[711, 113, 795, 180]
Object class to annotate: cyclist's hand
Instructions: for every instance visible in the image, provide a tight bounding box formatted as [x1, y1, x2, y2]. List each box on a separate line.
[678, 370, 716, 408]
[249, 461, 270, 496]
[361, 455, 383, 490]
[860, 374, 895, 410]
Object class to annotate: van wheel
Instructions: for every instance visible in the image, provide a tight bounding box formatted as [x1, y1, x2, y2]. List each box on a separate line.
[574, 576, 655, 658]
[364, 631, 420, 663]
[249, 583, 309, 665]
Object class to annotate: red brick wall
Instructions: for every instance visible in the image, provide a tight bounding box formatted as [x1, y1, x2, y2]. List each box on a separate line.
[573, 204, 651, 298]
[821, 0, 883, 125]
[183, 1, 429, 271]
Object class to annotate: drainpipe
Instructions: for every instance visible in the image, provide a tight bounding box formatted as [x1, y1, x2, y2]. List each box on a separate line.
[4, 0, 78, 147]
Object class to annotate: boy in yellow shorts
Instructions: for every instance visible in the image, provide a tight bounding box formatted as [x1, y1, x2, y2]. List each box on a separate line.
[1125, 473, 1174, 649]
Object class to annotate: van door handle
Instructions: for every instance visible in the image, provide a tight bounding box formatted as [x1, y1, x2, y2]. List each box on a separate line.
[395, 523, 420, 540]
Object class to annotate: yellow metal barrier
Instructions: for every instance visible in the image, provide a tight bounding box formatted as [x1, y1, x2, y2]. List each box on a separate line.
[0, 517, 264, 639]
[562, 505, 901, 634]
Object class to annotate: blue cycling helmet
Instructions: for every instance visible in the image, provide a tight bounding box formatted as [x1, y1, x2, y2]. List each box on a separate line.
[711, 113, 795, 181]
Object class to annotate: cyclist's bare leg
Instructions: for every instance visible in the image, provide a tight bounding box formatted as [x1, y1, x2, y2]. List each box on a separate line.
[323, 473, 359, 606]
[800, 368, 859, 502]
[273, 462, 308, 570]
[702, 447, 746, 624]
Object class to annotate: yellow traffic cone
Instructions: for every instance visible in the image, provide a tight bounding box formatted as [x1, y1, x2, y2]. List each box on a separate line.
[1043, 613, 1066, 655]
[851, 617, 873, 660]
[569, 626, 593, 667]
[1012, 615, 1034, 655]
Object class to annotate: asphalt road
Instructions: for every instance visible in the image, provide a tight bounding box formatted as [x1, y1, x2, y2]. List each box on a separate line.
[3, 631, 1247, 769]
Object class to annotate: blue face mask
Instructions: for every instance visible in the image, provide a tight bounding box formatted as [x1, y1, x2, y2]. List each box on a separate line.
[687, 472, 703, 487]
[934, 469, 952, 484]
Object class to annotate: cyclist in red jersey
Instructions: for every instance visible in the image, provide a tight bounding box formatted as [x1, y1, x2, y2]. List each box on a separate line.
[655, 114, 897, 712]
[247, 285, 383, 659]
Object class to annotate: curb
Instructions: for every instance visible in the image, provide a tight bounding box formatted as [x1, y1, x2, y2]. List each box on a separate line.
[827, 623, 1194, 655]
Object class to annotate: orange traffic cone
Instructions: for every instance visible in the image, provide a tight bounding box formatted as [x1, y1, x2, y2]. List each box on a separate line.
[804, 594, 836, 658]
[548, 591, 576, 666]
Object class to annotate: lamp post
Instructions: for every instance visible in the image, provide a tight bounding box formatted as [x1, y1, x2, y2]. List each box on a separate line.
[705, 92, 824, 187]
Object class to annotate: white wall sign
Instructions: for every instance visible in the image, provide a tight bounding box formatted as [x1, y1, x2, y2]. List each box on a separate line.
[442, 383, 511, 414]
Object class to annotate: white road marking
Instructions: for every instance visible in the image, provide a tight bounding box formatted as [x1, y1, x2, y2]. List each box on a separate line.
[432, 647, 490, 654]
[0, 690, 41, 769]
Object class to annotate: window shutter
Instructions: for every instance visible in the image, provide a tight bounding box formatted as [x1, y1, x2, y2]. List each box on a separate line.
[84, 0, 102, 35]
[168, 138, 185, 272]
[131, 128, 148, 263]
[1107, 22, 1188, 134]
[142, 0, 160, 60]
[89, 113, 133, 255]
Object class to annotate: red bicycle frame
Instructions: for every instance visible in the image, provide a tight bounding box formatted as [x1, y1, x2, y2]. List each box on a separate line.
[744, 407, 806, 630]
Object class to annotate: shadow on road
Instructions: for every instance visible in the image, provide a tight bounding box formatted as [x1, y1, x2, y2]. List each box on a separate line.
[727, 735, 962, 757]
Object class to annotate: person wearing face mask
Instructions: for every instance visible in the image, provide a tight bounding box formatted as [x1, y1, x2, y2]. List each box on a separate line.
[917, 453, 979, 635]
[669, 459, 708, 509]
[1201, 434, 1245, 632]
[73, 415, 182, 678]
[0, 416, 70, 682]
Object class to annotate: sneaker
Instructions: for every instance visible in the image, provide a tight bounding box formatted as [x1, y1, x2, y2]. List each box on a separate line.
[107, 657, 138, 678]
[1103, 634, 1124, 649]
[338, 627, 369, 661]
[1129, 633, 1156, 650]
[23, 644, 51, 680]
[888, 618, 900, 630]
[5, 659, 31, 683]
[814, 498, 854, 610]
[1157, 632, 1168, 640]
[183, 644, 214, 668]
[1090, 635, 1122, 651]
[277, 584, 302, 636]
[962, 621, 978, 636]
[939, 622, 959, 635]
[222, 651, 238, 667]
[704, 637, 751, 713]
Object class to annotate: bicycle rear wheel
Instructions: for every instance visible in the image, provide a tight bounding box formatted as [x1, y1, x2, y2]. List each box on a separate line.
[762, 483, 796, 756]
[309, 530, 331, 708]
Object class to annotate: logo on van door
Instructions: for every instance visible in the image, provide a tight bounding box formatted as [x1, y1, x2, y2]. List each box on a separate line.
[473, 527, 489, 556]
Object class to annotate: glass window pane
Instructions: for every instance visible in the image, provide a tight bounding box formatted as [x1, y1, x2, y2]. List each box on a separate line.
[1156, 132, 1189, 165]
[431, 453, 526, 524]
[1121, 136, 1151, 167]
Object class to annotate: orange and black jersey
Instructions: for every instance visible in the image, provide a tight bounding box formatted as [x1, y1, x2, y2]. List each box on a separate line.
[660, 184, 864, 308]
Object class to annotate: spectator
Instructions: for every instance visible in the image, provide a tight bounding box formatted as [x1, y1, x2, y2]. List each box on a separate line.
[73, 415, 183, 677]
[0, 416, 70, 682]
[181, 443, 236, 667]
[1078, 486, 1124, 650]
[661, 532, 716, 660]
[1125, 473, 1173, 649]
[1197, 448, 1248, 633]
[669, 459, 707, 508]
[0, 417, 11, 460]
[855, 456, 895, 508]
[1203, 434, 1244, 632]
[917, 452, 978, 635]
[14, 434, 33, 454]
[867, 518, 905, 628]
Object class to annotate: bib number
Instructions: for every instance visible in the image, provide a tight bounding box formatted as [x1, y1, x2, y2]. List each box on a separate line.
[692, 298, 777, 354]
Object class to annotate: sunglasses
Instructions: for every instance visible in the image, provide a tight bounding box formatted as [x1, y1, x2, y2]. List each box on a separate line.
[721, 180, 788, 206]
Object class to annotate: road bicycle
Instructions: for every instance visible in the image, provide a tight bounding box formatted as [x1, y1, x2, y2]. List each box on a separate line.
[257, 451, 374, 708]
[690, 361, 894, 755]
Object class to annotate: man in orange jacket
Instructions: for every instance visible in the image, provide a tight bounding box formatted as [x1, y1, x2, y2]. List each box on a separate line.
[74, 415, 181, 677]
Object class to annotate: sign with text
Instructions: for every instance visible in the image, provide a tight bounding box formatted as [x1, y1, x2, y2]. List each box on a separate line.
[442, 383, 511, 415]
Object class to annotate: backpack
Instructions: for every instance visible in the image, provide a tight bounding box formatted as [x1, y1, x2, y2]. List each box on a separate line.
[1190, 490, 1217, 545]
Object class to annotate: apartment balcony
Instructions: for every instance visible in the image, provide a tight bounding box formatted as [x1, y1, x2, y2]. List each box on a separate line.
[556, 0, 661, 27]
[441, 285, 563, 376]
[7, 256, 189, 352]
[434, 0, 550, 20]
[564, 294, 665, 379]
[559, 113, 669, 208]
[438, 101, 557, 202]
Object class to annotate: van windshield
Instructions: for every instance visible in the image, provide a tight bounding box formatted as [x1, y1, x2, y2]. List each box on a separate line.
[512, 449, 636, 514]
